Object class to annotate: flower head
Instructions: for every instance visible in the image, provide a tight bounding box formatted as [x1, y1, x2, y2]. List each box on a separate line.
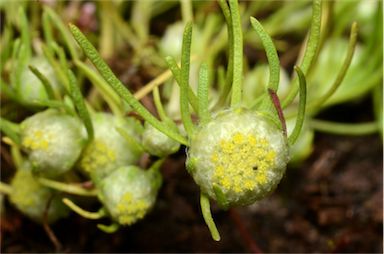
[187, 108, 289, 207]
[97, 165, 162, 225]
[10, 163, 70, 223]
[21, 109, 86, 178]
[142, 122, 180, 157]
[78, 113, 143, 183]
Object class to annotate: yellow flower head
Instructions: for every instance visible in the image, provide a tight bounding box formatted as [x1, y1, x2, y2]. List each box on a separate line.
[187, 109, 289, 207]
[20, 109, 86, 178]
[98, 165, 162, 225]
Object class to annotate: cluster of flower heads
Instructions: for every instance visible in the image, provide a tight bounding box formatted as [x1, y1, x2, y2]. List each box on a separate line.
[3, 106, 171, 231]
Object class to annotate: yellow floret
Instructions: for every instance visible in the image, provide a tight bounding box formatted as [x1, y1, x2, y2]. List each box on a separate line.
[80, 140, 116, 173]
[211, 132, 276, 194]
[115, 193, 150, 225]
[22, 130, 51, 151]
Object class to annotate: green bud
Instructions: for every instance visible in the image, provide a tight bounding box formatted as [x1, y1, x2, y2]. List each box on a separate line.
[97, 166, 162, 226]
[18, 57, 62, 102]
[187, 108, 289, 207]
[142, 122, 180, 157]
[9, 163, 70, 223]
[79, 113, 143, 183]
[21, 109, 86, 178]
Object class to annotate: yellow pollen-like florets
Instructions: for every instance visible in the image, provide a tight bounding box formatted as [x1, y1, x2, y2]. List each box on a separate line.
[115, 193, 151, 225]
[211, 132, 276, 194]
[22, 130, 52, 151]
[80, 140, 116, 173]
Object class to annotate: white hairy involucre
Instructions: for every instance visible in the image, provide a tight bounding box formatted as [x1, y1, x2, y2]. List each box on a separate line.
[78, 113, 143, 183]
[142, 122, 180, 157]
[20, 109, 86, 178]
[186, 108, 289, 207]
[9, 163, 70, 223]
[97, 166, 162, 226]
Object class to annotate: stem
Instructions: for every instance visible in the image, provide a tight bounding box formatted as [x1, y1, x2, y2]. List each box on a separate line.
[11, 145, 23, 169]
[28, 65, 55, 100]
[0, 117, 21, 145]
[75, 60, 123, 116]
[110, 7, 141, 52]
[67, 69, 94, 142]
[200, 193, 221, 241]
[42, 10, 54, 48]
[97, 223, 120, 233]
[41, 43, 69, 90]
[43, 6, 79, 60]
[310, 120, 379, 135]
[62, 198, 106, 219]
[307, 22, 358, 111]
[134, 69, 172, 100]
[32, 99, 74, 114]
[250, 17, 280, 91]
[288, 66, 307, 145]
[197, 62, 210, 125]
[268, 89, 287, 138]
[165, 56, 199, 113]
[18, 6, 31, 59]
[217, 0, 233, 106]
[180, 0, 193, 23]
[99, 1, 114, 59]
[43, 195, 63, 251]
[14, 44, 30, 98]
[148, 159, 165, 176]
[229, 0, 243, 108]
[282, 0, 321, 108]
[0, 182, 13, 195]
[69, 24, 187, 145]
[229, 208, 263, 253]
[153, 86, 168, 121]
[180, 22, 195, 137]
[39, 178, 98, 196]
[115, 126, 144, 153]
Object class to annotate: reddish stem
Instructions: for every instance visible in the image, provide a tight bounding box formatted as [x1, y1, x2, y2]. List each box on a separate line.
[268, 88, 287, 138]
[43, 194, 63, 252]
[229, 208, 263, 254]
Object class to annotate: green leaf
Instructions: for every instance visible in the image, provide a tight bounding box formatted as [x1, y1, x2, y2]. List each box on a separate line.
[282, 0, 321, 108]
[249, 17, 280, 92]
[67, 70, 94, 141]
[197, 62, 210, 124]
[180, 22, 195, 137]
[69, 24, 187, 145]
[288, 66, 307, 145]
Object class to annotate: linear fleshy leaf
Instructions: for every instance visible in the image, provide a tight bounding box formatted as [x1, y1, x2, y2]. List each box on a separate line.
[307, 22, 358, 111]
[250, 17, 280, 91]
[165, 56, 199, 113]
[179, 22, 195, 137]
[67, 69, 94, 141]
[282, 0, 321, 108]
[288, 66, 307, 145]
[28, 65, 55, 100]
[197, 62, 210, 124]
[229, 0, 243, 107]
[69, 24, 187, 145]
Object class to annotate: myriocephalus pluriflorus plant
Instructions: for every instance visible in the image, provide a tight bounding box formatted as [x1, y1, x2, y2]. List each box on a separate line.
[0, 3, 167, 236]
[67, 0, 324, 241]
